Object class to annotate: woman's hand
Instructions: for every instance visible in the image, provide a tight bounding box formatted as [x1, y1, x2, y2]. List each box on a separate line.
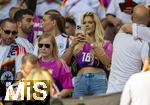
[69, 34, 83, 48]
[92, 45, 111, 68]
[76, 33, 87, 42]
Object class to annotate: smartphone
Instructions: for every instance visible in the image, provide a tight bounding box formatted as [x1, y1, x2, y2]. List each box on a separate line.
[76, 25, 85, 35]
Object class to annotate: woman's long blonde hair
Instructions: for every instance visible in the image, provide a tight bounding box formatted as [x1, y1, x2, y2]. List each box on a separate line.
[25, 67, 53, 98]
[81, 12, 104, 45]
[74, 12, 104, 54]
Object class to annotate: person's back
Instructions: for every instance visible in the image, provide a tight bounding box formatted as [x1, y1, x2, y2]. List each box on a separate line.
[120, 71, 150, 105]
[107, 32, 149, 93]
[107, 4, 150, 93]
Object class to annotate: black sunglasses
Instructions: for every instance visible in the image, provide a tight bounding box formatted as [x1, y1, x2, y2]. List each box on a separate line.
[38, 44, 51, 48]
[2, 28, 17, 35]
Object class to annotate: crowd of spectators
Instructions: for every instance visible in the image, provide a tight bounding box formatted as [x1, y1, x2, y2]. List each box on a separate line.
[0, 0, 149, 105]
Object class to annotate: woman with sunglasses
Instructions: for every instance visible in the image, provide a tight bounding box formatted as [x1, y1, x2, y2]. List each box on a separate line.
[70, 12, 111, 98]
[38, 33, 73, 98]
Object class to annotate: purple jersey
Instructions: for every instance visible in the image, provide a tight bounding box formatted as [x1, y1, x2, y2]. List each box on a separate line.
[103, 40, 113, 59]
[27, 16, 43, 43]
[39, 58, 73, 89]
[77, 42, 94, 67]
[77, 42, 104, 69]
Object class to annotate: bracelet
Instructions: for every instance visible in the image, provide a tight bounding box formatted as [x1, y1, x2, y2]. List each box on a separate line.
[90, 43, 98, 49]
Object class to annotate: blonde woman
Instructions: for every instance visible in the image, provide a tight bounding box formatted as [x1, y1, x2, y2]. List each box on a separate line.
[70, 12, 111, 98]
[38, 33, 73, 98]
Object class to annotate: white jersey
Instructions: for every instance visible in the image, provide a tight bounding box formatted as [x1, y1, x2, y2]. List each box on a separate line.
[55, 34, 68, 57]
[15, 37, 34, 54]
[0, 43, 25, 74]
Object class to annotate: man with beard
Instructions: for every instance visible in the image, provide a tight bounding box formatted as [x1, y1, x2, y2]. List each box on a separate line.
[0, 18, 26, 99]
[14, 9, 34, 54]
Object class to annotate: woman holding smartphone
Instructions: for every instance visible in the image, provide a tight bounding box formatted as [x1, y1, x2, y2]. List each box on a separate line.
[70, 12, 111, 98]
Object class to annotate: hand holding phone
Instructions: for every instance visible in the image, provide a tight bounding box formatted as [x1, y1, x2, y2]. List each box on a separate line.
[77, 33, 86, 42]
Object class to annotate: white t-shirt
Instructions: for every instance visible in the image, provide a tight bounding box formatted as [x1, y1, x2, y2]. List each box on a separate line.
[106, 0, 148, 23]
[107, 32, 149, 93]
[15, 37, 34, 54]
[120, 71, 150, 105]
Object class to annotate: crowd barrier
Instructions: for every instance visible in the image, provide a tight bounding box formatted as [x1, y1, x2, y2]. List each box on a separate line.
[62, 92, 122, 105]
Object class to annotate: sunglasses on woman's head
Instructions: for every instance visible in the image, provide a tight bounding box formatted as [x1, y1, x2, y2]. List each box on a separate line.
[84, 12, 94, 16]
[38, 44, 51, 48]
[2, 28, 17, 35]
